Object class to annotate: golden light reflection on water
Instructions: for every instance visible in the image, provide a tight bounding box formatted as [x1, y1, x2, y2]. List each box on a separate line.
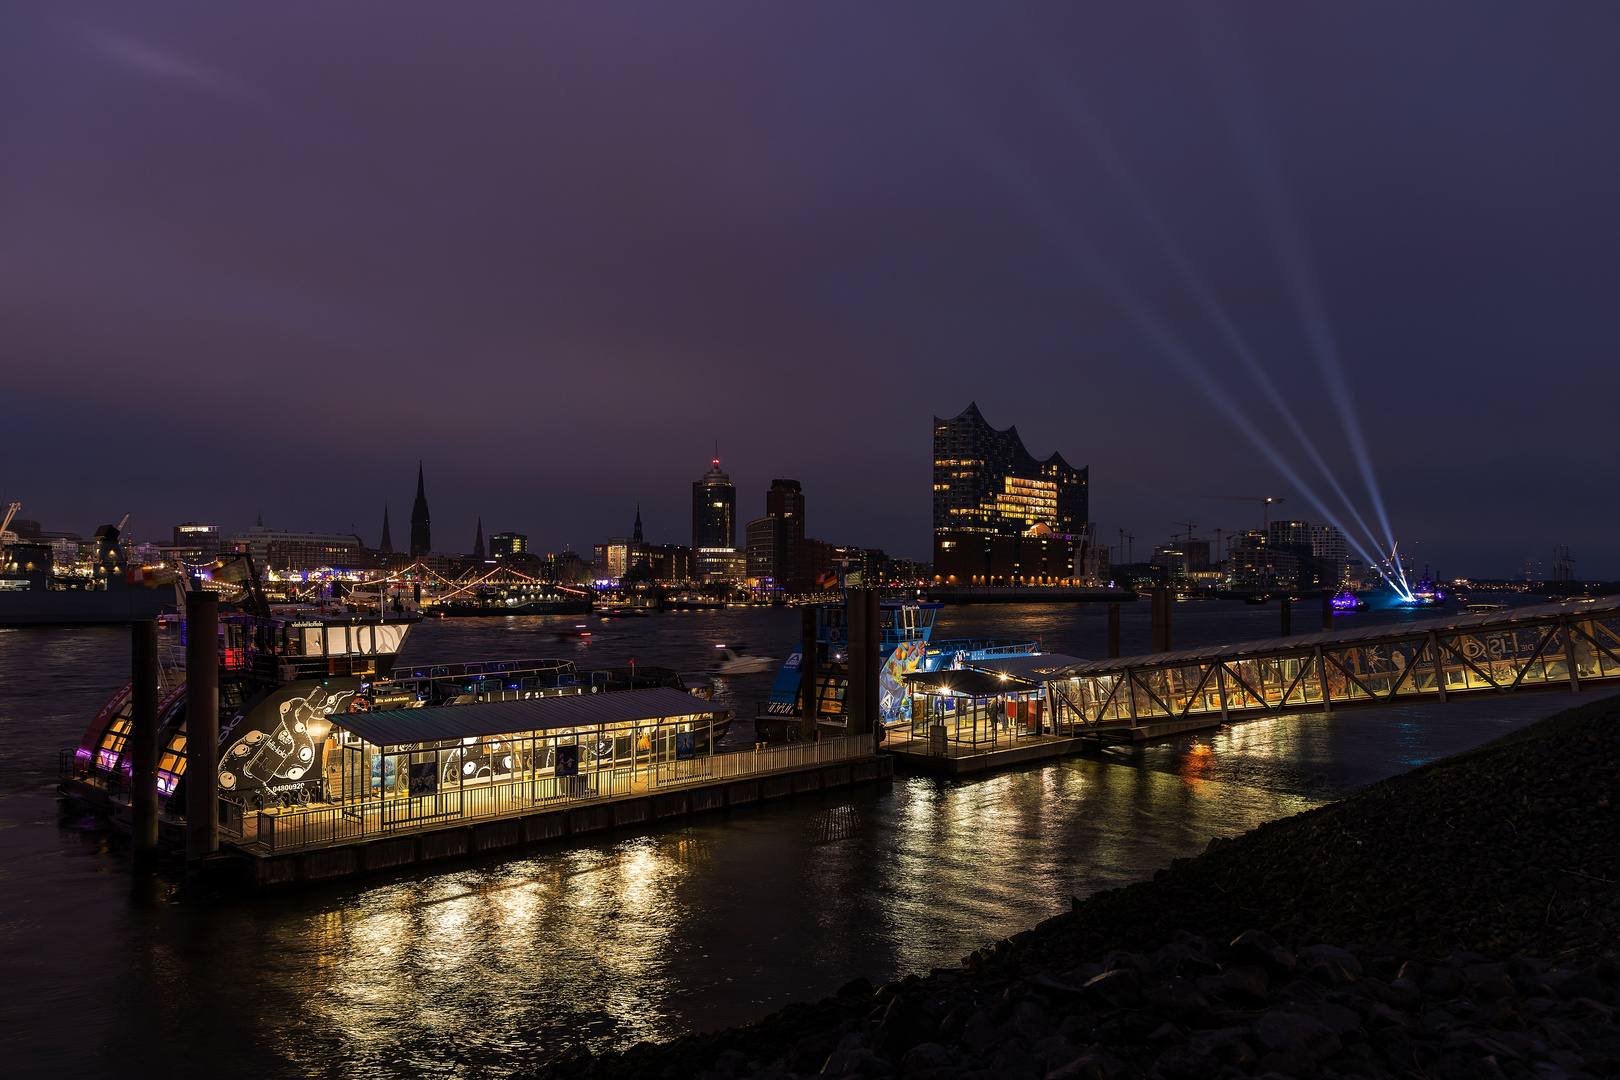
[134, 733, 1345, 1076]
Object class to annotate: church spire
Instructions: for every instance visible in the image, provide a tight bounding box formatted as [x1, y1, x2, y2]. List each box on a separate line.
[379, 504, 393, 553]
[633, 504, 643, 543]
[473, 516, 485, 561]
[409, 460, 432, 557]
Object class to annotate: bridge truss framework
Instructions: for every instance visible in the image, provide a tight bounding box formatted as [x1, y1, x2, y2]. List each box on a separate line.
[1043, 597, 1620, 734]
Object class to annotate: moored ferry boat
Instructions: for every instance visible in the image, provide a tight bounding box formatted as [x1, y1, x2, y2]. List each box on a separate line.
[60, 611, 726, 836]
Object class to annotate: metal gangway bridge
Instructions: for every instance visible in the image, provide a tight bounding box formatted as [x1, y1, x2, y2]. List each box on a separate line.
[1042, 597, 1620, 740]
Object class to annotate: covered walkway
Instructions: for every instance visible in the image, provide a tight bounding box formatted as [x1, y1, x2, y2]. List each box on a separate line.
[1043, 598, 1620, 732]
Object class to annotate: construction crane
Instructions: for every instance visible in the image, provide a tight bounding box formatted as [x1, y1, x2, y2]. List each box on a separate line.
[1204, 495, 1285, 530]
[1172, 520, 1199, 544]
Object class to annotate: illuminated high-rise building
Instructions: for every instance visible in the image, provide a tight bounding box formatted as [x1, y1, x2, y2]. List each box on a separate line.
[932, 403, 1086, 536]
[692, 456, 736, 551]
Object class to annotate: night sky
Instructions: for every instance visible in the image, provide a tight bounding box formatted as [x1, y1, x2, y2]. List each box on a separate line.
[4, 3, 1617, 576]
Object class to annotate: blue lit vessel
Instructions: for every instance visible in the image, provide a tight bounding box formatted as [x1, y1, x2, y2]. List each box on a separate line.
[757, 595, 1041, 739]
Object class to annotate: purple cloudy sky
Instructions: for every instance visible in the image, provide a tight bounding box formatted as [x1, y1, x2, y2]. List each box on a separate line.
[3, 3, 1618, 576]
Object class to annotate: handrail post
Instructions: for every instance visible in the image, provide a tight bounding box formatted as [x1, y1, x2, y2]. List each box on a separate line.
[1565, 616, 1582, 693]
[1428, 631, 1447, 702]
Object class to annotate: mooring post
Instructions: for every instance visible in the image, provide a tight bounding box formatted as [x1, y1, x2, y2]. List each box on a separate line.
[1150, 588, 1173, 652]
[844, 589, 879, 739]
[799, 605, 819, 741]
[1280, 596, 1292, 637]
[131, 620, 160, 865]
[1321, 589, 1334, 632]
[861, 588, 880, 737]
[1107, 602, 1121, 659]
[185, 592, 219, 865]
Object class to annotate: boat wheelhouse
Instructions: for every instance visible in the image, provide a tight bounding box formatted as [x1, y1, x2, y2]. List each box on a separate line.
[758, 595, 1045, 736]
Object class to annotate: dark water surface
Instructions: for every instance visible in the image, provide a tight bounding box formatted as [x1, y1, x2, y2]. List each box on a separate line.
[1, 600, 1605, 1078]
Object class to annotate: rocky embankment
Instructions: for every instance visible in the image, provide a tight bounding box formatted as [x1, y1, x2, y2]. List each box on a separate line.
[551, 693, 1620, 1080]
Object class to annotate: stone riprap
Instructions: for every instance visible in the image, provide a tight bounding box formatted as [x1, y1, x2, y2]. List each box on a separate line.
[545, 694, 1620, 1080]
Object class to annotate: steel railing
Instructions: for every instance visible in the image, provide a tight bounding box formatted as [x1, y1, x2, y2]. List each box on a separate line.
[252, 732, 875, 852]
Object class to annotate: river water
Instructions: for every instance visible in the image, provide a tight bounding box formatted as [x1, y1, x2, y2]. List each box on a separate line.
[0, 599, 1606, 1078]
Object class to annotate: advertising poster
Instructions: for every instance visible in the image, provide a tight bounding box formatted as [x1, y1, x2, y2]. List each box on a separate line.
[675, 731, 695, 760]
[370, 752, 396, 789]
[555, 744, 579, 777]
[407, 760, 437, 797]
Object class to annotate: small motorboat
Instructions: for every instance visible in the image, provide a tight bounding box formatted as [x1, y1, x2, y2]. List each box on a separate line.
[1243, 594, 1271, 605]
[712, 645, 777, 675]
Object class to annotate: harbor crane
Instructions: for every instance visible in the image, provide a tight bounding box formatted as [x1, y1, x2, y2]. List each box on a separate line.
[1204, 495, 1285, 530]
[0, 502, 19, 552]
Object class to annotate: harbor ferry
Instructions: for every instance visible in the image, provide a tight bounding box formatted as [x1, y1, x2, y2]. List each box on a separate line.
[60, 610, 726, 843]
[754, 594, 1044, 741]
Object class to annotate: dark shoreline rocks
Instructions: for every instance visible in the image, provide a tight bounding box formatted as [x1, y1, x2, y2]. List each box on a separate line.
[544, 693, 1620, 1080]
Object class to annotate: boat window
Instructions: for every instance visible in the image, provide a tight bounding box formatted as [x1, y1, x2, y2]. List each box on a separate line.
[96, 714, 133, 772]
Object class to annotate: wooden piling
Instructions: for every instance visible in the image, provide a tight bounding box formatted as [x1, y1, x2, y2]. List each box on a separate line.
[131, 621, 160, 864]
[185, 593, 219, 863]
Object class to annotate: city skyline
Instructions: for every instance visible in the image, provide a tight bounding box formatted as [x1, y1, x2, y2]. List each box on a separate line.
[4, 5, 1619, 576]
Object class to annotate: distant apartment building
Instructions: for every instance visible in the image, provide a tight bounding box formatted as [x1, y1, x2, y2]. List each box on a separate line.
[592, 508, 693, 584]
[226, 523, 374, 572]
[548, 549, 591, 584]
[490, 532, 528, 559]
[172, 522, 220, 561]
[1309, 524, 1349, 587]
[697, 547, 747, 583]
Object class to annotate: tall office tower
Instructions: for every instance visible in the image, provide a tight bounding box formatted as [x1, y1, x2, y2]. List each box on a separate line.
[766, 479, 805, 590]
[692, 456, 736, 551]
[766, 479, 805, 543]
[410, 462, 432, 557]
[932, 402, 1087, 537]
